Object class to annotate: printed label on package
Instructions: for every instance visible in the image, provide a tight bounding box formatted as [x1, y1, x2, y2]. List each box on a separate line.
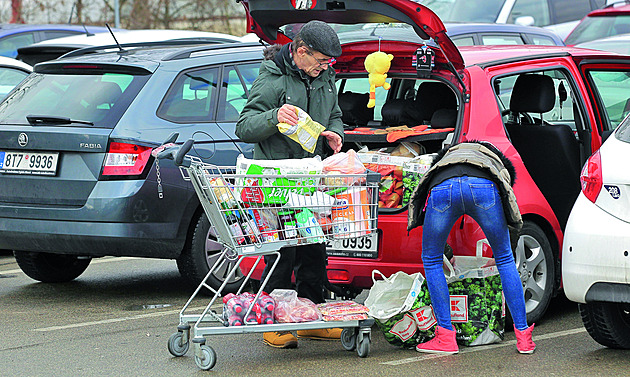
[409, 306, 437, 331]
[389, 313, 417, 341]
[450, 295, 469, 323]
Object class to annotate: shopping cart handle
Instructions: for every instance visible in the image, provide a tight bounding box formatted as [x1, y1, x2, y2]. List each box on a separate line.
[174, 138, 194, 167]
[163, 132, 179, 145]
[156, 146, 178, 161]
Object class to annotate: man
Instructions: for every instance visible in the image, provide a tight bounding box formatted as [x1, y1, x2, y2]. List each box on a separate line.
[236, 20, 344, 348]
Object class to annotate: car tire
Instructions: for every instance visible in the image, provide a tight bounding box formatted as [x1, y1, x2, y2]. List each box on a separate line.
[176, 212, 244, 293]
[13, 251, 91, 282]
[514, 221, 555, 324]
[579, 302, 630, 349]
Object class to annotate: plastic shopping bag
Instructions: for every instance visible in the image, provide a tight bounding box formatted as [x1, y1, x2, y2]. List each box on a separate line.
[269, 289, 322, 323]
[364, 270, 434, 348]
[417, 240, 506, 346]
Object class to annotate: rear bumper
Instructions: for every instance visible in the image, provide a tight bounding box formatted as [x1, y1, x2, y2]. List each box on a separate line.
[562, 194, 630, 303]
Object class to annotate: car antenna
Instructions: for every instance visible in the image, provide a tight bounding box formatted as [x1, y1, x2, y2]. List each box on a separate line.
[81, 24, 94, 37]
[106, 23, 126, 54]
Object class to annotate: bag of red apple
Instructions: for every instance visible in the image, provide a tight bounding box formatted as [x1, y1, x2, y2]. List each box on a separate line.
[270, 289, 322, 323]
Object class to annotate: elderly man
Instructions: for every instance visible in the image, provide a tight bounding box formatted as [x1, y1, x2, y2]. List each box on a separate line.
[236, 20, 344, 348]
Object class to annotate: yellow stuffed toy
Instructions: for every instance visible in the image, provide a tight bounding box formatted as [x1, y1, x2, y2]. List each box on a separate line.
[364, 51, 394, 108]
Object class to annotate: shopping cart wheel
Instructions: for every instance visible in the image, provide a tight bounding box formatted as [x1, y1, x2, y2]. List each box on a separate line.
[341, 328, 357, 351]
[357, 336, 370, 358]
[195, 345, 217, 371]
[167, 332, 189, 357]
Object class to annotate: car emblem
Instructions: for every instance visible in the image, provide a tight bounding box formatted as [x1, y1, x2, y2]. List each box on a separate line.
[605, 185, 621, 199]
[17, 133, 28, 147]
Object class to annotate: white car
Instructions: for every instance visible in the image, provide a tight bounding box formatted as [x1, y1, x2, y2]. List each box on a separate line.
[0, 56, 31, 100]
[16, 29, 242, 65]
[562, 118, 630, 349]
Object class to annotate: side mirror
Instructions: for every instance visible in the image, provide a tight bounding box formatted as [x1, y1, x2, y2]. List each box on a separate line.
[515, 16, 535, 26]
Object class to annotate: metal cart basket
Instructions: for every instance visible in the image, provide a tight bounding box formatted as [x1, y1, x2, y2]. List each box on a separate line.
[160, 139, 380, 371]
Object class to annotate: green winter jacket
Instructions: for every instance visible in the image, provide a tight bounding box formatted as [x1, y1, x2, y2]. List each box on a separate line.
[236, 45, 344, 160]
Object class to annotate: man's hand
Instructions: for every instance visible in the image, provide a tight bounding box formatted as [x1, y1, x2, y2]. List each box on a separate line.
[277, 104, 299, 126]
[321, 131, 342, 154]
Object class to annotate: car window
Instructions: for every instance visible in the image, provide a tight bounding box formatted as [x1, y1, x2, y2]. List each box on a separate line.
[615, 112, 630, 142]
[0, 33, 36, 58]
[508, 0, 550, 27]
[43, 31, 81, 40]
[586, 70, 630, 131]
[0, 67, 28, 100]
[548, 0, 594, 24]
[496, 69, 582, 131]
[218, 62, 260, 121]
[528, 34, 557, 45]
[0, 72, 146, 128]
[565, 15, 630, 45]
[337, 77, 389, 121]
[452, 36, 475, 46]
[481, 34, 524, 45]
[416, 0, 506, 23]
[158, 67, 219, 123]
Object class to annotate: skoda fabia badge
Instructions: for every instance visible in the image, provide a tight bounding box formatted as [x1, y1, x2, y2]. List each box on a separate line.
[18, 133, 28, 147]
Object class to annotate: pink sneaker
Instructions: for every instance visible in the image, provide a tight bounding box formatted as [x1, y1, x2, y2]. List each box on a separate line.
[416, 326, 459, 354]
[514, 324, 536, 354]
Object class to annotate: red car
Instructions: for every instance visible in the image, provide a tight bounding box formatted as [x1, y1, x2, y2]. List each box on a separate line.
[238, 0, 630, 324]
[565, 2, 630, 46]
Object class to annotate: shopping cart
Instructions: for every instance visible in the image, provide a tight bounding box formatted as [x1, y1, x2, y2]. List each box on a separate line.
[158, 137, 380, 371]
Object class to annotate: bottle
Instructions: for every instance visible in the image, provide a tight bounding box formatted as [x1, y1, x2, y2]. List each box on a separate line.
[278, 210, 298, 240]
[225, 211, 246, 245]
[227, 314, 243, 326]
[237, 210, 261, 244]
[226, 296, 244, 315]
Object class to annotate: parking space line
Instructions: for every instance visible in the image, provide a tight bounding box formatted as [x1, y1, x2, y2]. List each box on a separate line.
[380, 327, 587, 365]
[2, 256, 149, 275]
[33, 305, 211, 332]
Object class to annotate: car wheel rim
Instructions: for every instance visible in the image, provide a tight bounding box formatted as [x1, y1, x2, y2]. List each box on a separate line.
[205, 225, 243, 284]
[514, 234, 548, 313]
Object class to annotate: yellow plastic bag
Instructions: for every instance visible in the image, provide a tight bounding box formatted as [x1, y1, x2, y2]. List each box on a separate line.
[277, 107, 325, 153]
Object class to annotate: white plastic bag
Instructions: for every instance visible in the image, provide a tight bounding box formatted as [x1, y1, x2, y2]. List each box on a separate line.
[364, 270, 424, 320]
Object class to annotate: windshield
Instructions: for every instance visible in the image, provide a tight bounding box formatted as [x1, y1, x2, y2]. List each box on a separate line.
[587, 70, 630, 131]
[566, 14, 630, 45]
[0, 72, 148, 128]
[415, 0, 506, 23]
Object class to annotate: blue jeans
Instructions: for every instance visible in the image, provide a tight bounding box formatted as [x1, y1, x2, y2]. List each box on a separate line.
[422, 176, 529, 331]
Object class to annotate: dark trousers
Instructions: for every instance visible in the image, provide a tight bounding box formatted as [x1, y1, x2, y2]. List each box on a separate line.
[261, 243, 327, 304]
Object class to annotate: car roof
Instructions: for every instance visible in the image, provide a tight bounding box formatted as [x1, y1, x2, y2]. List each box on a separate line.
[23, 29, 241, 48]
[33, 42, 264, 74]
[337, 22, 564, 46]
[0, 55, 32, 71]
[587, 3, 630, 16]
[0, 24, 111, 35]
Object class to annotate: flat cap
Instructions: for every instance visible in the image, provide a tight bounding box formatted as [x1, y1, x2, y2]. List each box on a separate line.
[299, 20, 342, 58]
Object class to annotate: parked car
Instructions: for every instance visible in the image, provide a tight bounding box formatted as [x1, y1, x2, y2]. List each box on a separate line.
[236, 0, 630, 324]
[413, 0, 610, 39]
[574, 32, 630, 54]
[0, 56, 31, 100]
[16, 29, 243, 66]
[562, 117, 630, 349]
[0, 42, 263, 290]
[0, 24, 113, 58]
[337, 22, 565, 46]
[565, 1, 630, 45]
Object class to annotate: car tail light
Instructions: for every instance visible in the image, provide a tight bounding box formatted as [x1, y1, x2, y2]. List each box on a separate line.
[327, 269, 350, 282]
[102, 142, 152, 176]
[580, 150, 603, 203]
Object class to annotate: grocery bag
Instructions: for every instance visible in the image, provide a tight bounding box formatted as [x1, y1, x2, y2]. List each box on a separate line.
[364, 270, 435, 348]
[417, 240, 506, 346]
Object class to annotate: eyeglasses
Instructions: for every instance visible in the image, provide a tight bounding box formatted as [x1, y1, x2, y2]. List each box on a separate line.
[305, 49, 336, 67]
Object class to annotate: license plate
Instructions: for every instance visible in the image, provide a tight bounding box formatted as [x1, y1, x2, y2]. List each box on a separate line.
[0, 151, 59, 175]
[326, 232, 378, 259]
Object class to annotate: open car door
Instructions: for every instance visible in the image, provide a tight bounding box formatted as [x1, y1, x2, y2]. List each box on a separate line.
[238, 0, 464, 71]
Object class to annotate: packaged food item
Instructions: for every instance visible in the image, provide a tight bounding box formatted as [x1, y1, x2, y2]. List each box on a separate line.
[209, 177, 237, 209]
[284, 191, 335, 215]
[294, 208, 326, 243]
[331, 187, 370, 238]
[236, 154, 322, 204]
[270, 289, 322, 323]
[401, 153, 435, 206]
[277, 107, 325, 153]
[223, 292, 276, 326]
